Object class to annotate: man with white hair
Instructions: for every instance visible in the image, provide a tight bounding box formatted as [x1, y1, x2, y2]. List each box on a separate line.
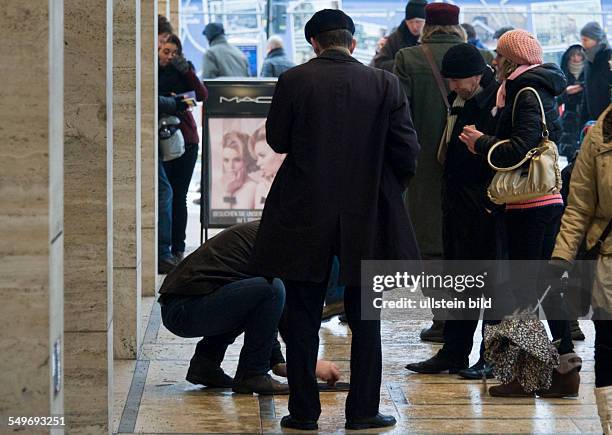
[260, 35, 295, 77]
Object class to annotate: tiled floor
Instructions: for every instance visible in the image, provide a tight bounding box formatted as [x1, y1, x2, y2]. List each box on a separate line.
[114, 296, 600, 434]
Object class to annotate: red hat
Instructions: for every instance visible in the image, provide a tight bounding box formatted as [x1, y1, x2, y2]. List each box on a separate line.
[425, 3, 460, 26]
[496, 29, 543, 65]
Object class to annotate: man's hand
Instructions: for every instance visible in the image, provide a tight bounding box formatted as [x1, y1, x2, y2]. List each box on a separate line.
[459, 125, 484, 154]
[272, 360, 341, 386]
[566, 84, 583, 95]
[315, 360, 341, 386]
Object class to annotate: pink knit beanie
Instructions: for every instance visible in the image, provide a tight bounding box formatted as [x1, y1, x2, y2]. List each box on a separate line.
[496, 29, 543, 65]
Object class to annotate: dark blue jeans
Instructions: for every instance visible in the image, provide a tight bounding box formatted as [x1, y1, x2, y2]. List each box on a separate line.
[160, 277, 285, 379]
[324, 256, 345, 305]
[163, 143, 198, 254]
[158, 159, 173, 262]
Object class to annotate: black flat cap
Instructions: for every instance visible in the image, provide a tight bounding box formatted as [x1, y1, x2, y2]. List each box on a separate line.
[441, 43, 487, 78]
[304, 9, 355, 44]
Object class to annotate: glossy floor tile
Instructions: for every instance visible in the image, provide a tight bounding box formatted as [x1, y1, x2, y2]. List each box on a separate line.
[113, 296, 600, 434]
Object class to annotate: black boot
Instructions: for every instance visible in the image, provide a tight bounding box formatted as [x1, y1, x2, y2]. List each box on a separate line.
[280, 415, 318, 430]
[458, 359, 495, 380]
[569, 320, 585, 341]
[419, 320, 445, 343]
[186, 358, 234, 388]
[346, 413, 397, 430]
[405, 351, 468, 374]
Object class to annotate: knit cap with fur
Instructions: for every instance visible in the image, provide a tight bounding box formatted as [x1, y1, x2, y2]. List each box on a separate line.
[496, 29, 543, 65]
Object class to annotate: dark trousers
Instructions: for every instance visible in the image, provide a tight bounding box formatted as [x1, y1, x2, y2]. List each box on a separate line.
[594, 319, 612, 387]
[506, 205, 573, 354]
[162, 143, 198, 254]
[442, 319, 498, 362]
[284, 281, 381, 421]
[160, 277, 285, 379]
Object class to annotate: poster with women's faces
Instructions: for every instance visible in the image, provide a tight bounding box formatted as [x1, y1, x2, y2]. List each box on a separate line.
[209, 118, 286, 226]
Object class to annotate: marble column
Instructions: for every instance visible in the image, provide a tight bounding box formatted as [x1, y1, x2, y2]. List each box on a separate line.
[141, 0, 158, 298]
[113, 0, 142, 359]
[158, 0, 179, 30]
[0, 0, 64, 423]
[169, 0, 180, 32]
[158, 0, 170, 23]
[63, 1, 114, 432]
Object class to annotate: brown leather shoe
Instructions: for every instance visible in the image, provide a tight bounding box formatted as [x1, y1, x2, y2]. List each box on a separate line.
[489, 379, 535, 397]
[321, 301, 344, 322]
[232, 374, 290, 395]
[536, 353, 582, 398]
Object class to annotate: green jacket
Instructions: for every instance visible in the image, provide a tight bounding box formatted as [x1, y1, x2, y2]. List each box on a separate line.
[394, 34, 464, 256]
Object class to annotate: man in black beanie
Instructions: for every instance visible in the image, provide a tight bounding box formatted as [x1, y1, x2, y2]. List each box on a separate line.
[250, 7, 420, 431]
[370, 0, 427, 71]
[404, 44, 505, 379]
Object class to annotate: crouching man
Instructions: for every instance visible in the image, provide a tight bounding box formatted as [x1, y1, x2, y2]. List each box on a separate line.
[158, 220, 340, 395]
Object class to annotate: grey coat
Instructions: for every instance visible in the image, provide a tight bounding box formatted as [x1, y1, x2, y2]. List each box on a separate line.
[260, 48, 295, 77]
[202, 35, 250, 78]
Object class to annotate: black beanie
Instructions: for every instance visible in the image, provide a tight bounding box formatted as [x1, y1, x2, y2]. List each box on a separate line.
[405, 0, 427, 20]
[441, 43, 487, 79]
[203, 22, 224, 42]
[581, 21, 605, 42]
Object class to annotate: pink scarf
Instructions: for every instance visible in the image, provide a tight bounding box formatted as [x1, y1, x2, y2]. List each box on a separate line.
[496, 64, 541, 108]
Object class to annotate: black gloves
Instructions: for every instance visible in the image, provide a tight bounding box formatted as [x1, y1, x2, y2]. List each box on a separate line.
[174, 95, 189, 112]
[543, 258, 572, 292]
[172, 55, 190, 74]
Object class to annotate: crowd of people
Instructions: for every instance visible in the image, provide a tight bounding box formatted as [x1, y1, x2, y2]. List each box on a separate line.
[155, 5, 612, 434]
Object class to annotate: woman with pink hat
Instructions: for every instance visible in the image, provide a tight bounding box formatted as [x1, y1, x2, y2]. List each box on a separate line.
[459, 30, 580, 399]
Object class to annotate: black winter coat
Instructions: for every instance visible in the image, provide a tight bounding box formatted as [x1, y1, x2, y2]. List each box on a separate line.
[158, 62, 208, 144]
[249, 50, 421, 285]
[442, 67, 505, 260]
[370, 22, 419, 72]
[475, 64, 567, 168]
[558, 45, 586, 151]
[583, 44, 612, 122]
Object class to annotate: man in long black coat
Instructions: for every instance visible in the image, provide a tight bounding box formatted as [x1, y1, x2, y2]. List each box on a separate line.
[249, 9, 421, 431]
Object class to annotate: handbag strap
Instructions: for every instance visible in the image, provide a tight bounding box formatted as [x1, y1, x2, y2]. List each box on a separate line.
[596, 219, 612, 246]
[487, 87, 550, 172]
[422, 44, 450, 111]
[511, 87, 549, 139]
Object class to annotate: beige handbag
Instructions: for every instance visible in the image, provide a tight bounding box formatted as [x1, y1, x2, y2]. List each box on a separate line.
[487, 87, 562, 205]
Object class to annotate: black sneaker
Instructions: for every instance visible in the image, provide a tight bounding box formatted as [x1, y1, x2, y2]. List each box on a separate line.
[405, 351, 468, 374]
[186, 358, 234, 388]
[346, 413, 396, 430]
